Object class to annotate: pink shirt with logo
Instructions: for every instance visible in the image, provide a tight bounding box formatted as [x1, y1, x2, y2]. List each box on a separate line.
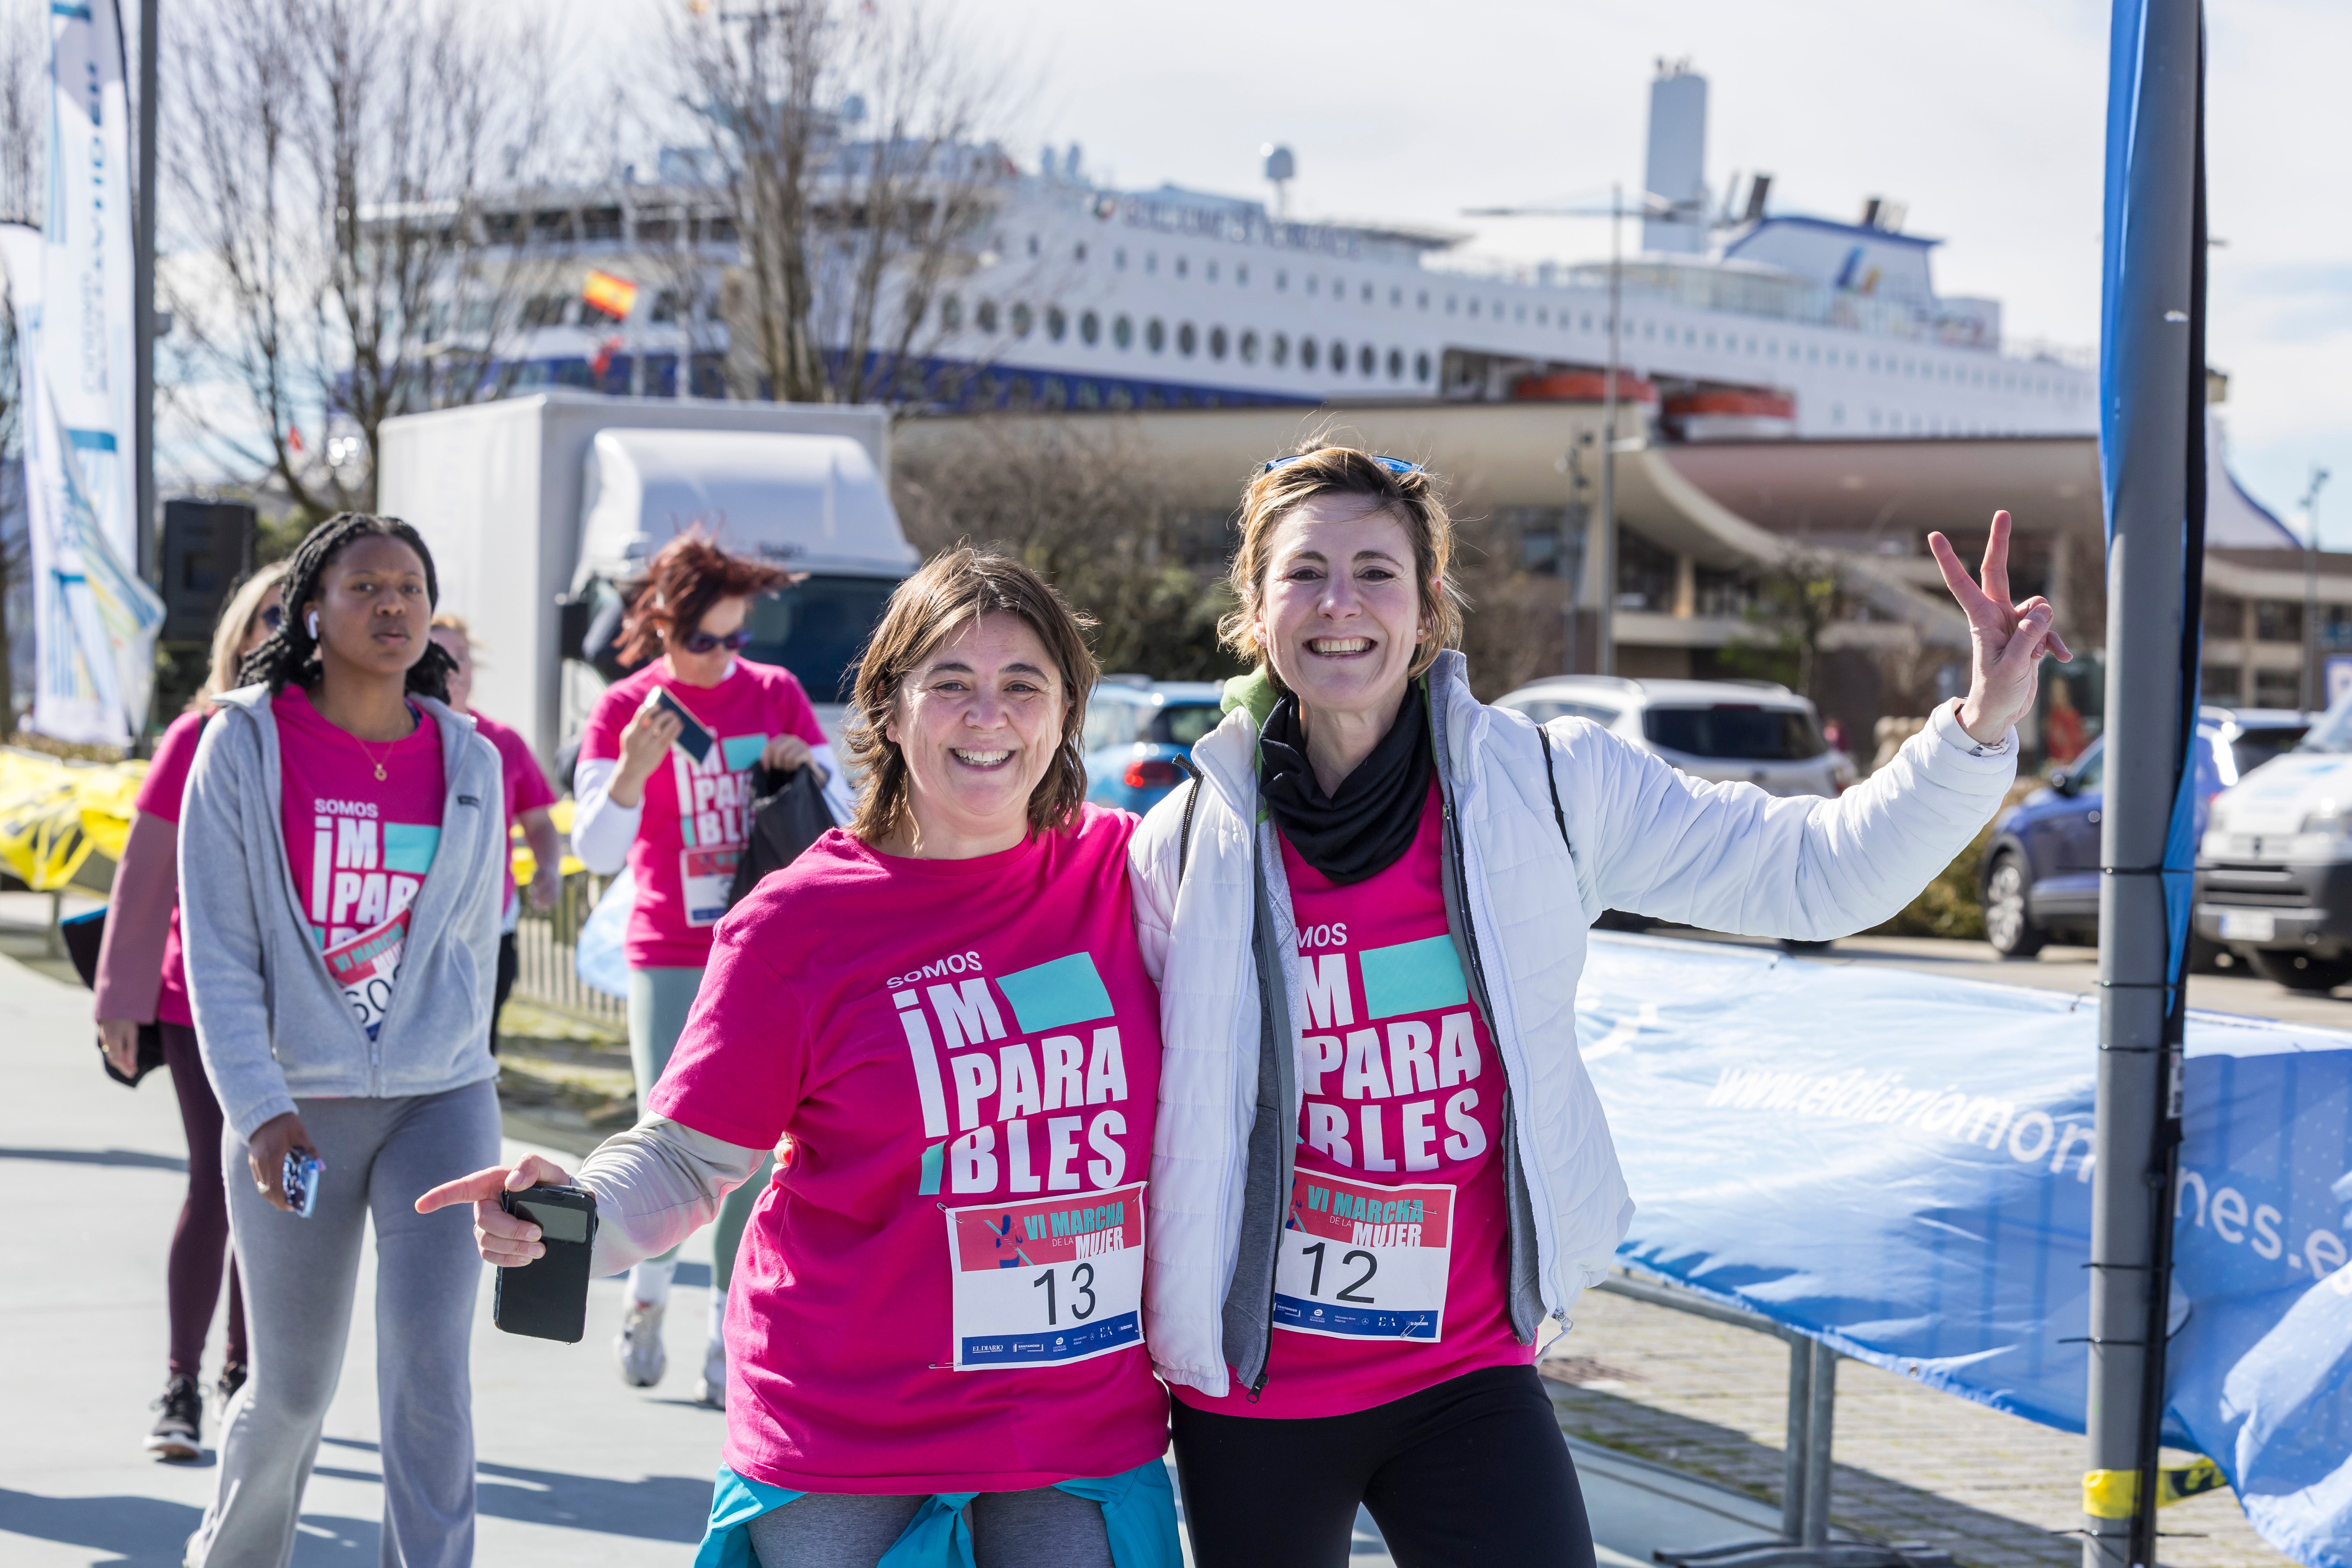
[470, 710, 557, 919]
[134, 708, 209, 1027]
[649, 805, 1168, 1493]
[581, 660, 827, 970]
[274, 685, 446, 1039]
[1173, 784, 1523, 1420]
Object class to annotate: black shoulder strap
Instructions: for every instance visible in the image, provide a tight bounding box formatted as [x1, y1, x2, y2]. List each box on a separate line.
[1173, 755, 1204, 883]
[1537, 722, 1575, 863]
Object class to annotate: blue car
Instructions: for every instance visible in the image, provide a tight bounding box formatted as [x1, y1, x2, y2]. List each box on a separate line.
[1082, 678, 1225, 812]
[1980, 707, 2309, 958]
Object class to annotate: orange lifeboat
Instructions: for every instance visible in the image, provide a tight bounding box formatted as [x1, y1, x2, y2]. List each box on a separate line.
[1512, 370, 1660, 404]
[1663, 387, 1798, 441]
[1664, 389, 1797, 420]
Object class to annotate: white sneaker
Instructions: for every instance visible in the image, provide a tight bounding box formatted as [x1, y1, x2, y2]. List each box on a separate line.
[615, 1300, 667, 1388]
[694, 1338, 726, 1409]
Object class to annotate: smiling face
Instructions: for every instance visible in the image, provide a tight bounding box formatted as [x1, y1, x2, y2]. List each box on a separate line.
[308, 535, 430, 681]
[883, 612, 1070, 852]
[1252, 493, 1430, 723]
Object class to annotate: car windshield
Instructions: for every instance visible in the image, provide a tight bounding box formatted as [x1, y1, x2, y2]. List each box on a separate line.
[742, 574, 901, 705]
[1643, 704, 1826, 761]
[1153, 705, 1222, 746]
[2297, 704, 2352, 754]
[1512, 698, 1621, 726]
[2232, 726, 2307, 775]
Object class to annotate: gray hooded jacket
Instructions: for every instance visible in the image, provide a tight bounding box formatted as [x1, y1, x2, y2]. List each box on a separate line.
[179, 683, 505, 1139]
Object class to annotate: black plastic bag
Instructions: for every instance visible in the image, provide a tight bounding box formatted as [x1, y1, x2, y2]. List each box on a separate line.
[59, 908, 166, 1087]
[725, 765, 840, 910]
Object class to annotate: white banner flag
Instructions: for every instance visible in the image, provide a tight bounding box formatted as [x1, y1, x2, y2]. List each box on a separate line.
[17, 1, 159, 746]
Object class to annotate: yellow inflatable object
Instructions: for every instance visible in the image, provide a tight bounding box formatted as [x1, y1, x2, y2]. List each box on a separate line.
[0, 749, 148, 891]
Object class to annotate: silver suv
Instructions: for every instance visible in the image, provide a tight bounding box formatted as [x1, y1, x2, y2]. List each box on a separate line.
[1493, 676, 1847, 799]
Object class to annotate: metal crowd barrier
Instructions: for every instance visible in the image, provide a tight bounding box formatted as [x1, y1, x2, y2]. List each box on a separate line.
[1587, 1270, 1956, 1568]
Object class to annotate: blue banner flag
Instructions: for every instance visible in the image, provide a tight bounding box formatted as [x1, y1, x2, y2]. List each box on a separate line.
[1581, 935, 2352, 1568]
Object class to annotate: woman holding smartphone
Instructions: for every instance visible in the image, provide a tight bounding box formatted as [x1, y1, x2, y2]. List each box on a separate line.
[178, 513, 508, 1568]
[424, 550, 1178, 1567]
[1133, 445, 2057, 1567]
[569, 532, 848, 1403]
[94, 562, 284, 1459]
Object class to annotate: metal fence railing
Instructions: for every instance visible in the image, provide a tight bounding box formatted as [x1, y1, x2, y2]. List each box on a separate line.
[510, 870, 625, 1031]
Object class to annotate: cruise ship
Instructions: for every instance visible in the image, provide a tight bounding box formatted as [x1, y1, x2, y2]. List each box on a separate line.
[458, 61, 2097, 444]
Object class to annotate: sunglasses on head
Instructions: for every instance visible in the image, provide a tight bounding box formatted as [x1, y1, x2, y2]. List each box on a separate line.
[678, 626, 754, 655]
[1262, 453, 1423, 477]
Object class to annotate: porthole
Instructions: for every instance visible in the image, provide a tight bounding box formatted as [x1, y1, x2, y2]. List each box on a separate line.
[1207, 261, 1219, 283]
[1391, 287, 1403, 307]
[1011, 302, 1034, 337]
[1330, 339, 1346, 373]
[1468, 299, 1480, 318]
[1074, 241, 1088, 262]
[1145, 253, 1158, 274]
[1361, 283, 1373, 303]
[1080, 310, 1100, 346]
[1114, 248, 1127, 270]
[1175, 257, 1189, 278]
[1386, 348, 1403, 379]
[976, 299, 999, 333]
[1146, 318, 1166, 353]
[1209, 325, 1229, 360]
[1580, 313, 1593, 331]
[1270, 332, 1289, 366]
[1307, 275, 1319, 296]
[1276, 269, 1289, 291]
[940, 294, 963, 330]
[1447, 296, 1458, 314]
[1515, 305, 1526, 323]
[1237, 264, 1250, 286]
[1177, 322, 1197, 356]
[1537, 308, 1549, 325]
[1417, 291, 1429, 309]
[1239, 330, 1259, 364]
[1045, 306, 1067, 342]
[1113, 314, 1134, 350]
[1300, 336, 1318, 370]
[1358, 344, 1374, 376]
[1414, 351, 1431, 382]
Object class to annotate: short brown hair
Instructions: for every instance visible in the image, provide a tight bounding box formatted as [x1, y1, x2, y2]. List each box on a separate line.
[1218, 441, 1464, 682]
[617, 533, 792, 665]
[846, 548, 1099, 844]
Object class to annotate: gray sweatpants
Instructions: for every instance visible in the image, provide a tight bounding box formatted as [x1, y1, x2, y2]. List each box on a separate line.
[187, 1080, 502, 1568]
[745, 1486, 1112, 1568]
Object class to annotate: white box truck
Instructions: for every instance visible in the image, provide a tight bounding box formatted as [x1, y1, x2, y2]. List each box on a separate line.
[376, 391, 915, 776]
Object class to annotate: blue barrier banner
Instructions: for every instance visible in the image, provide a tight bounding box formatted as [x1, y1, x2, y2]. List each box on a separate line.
[1580, 934, 2352, 1568]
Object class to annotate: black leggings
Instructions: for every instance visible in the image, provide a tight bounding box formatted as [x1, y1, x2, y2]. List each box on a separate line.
[1170, 1364, 1596, 1568]
[160, 1023, 246, 1379]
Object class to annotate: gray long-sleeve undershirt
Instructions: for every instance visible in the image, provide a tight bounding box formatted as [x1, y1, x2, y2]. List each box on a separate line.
[573, 1115, 769, 1278]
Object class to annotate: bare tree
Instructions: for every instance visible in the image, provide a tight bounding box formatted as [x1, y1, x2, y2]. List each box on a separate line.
[673, 0, 1018, 407]
[895, 420, 1236, 680]
[162, 0, 571, 517]
[0, 0, 38, 226]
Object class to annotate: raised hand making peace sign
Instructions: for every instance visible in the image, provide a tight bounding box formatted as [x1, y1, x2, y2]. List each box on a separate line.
[1929, 509, 2072, 746]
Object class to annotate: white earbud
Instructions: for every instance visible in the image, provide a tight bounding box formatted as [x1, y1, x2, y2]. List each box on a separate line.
[306, 611, 319, 639]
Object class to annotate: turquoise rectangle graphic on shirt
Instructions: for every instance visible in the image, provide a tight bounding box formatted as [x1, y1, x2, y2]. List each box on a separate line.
[722, 733, 767, 771]
[381, 824, 440, 874]
[994, 952, 1115, 1033]
[1359, 935, 1468, 1019]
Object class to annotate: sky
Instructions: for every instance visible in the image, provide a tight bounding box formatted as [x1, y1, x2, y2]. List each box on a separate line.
[583, 0, 2352, 536]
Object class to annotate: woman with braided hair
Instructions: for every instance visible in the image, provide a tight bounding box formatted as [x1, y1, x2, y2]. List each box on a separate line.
[178, 512, 510, 1568]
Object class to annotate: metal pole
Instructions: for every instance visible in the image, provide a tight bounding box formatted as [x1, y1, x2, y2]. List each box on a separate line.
[134, 0, 157, 590]
[1596, 182, 1621, 677]
[1780, 1338, 1814, 1544]
[1800, 1343, 1836, 1550]
[2089, 3, 2202, 1566]
[2303, 467, 2331, 709]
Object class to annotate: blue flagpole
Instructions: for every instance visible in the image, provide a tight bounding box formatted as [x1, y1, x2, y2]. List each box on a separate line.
[2090, 2, 2206, 1566]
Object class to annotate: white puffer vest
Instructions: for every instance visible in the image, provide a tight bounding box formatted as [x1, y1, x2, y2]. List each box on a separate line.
[1127, 651, 2017, 1398]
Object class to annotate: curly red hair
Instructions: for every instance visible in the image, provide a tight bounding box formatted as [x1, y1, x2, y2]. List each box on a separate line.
[617, 533, 792, 665]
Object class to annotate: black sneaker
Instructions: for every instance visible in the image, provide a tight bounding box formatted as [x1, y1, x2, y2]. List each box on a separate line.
[146, 1375, 201, 1461]
[216, 1363, 248, 1406]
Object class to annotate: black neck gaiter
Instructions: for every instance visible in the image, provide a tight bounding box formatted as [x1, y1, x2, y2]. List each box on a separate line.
[1259, 681, 1434, 885]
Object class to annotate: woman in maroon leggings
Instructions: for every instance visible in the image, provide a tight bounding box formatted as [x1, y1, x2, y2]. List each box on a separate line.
[94, 563, 286, 1459]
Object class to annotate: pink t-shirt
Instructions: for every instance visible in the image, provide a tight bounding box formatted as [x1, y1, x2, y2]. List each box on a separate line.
[134, 708, 209, 1028]
[581, 660, 827, 970]
[649, 805, 1168, 1494]
[274, 685, 447, 1039]
[1173, 784, 1522, 1420]
[471, 710, 557, 918]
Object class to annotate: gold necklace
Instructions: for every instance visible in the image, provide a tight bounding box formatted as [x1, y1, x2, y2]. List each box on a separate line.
[351, 706, 416, 781]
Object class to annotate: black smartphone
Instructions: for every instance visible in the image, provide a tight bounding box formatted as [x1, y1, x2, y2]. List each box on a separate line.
[493, 1184, 599, 1343]
[652, 688, 715, 763]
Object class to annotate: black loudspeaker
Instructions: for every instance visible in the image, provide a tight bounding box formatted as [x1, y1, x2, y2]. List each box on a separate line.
[159, 501, 258, 644]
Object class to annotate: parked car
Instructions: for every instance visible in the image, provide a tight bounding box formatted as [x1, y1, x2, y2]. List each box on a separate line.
[2197, 695, 2352, 989]
[1492, 676, 1845, 950]
[1981, 707, 2310, 960]
[1082, 677, 1224, 812]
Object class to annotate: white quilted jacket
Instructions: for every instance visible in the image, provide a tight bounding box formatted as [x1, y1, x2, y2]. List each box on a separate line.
[1128, 651, 2017, 1398]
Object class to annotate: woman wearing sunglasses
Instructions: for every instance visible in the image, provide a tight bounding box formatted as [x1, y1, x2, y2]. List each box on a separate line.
[92, 560, 285, 1460]
[571, 533, 851, 1402]
[1134, 443, 2059, 1566]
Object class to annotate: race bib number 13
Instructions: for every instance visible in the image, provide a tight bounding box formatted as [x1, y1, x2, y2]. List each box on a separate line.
[1275, 1172, 1455, 1341]
[945, 1182, 1146, 1371]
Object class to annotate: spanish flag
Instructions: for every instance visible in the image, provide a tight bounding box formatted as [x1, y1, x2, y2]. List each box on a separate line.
[581, 269, 639, 322]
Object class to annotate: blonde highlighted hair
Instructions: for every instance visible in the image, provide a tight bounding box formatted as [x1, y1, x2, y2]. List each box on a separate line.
[1217, 441, 1464, 683]
[198, 562, 291, 707]
[845, 548, 1100, 844]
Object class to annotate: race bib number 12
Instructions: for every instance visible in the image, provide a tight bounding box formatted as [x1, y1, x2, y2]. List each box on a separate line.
[944, 1182, 1145, 1371]
[1275, 1172, 1455, 1341]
